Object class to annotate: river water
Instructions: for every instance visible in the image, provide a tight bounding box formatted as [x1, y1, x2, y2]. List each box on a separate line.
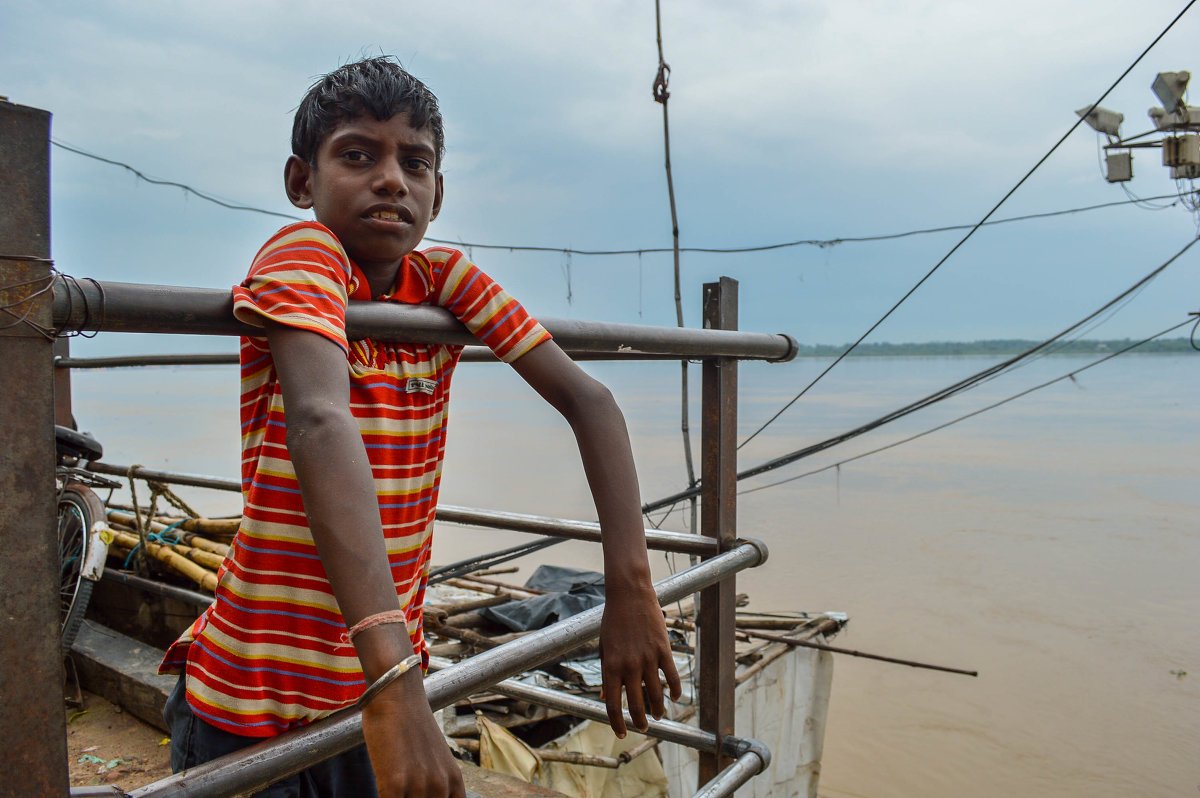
[67, 349, 1199, 797]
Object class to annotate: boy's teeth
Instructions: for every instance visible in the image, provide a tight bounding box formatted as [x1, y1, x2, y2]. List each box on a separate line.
[371, 210, 400, 221]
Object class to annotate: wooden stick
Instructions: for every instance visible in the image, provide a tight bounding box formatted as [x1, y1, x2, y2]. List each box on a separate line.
[617, 735, 660, 764]
[741, 628, 978, 677]
[734, 642, 793, 685]
[469, 566, 519, 577]
[453, 575, 546, 596]
[443, 578, 540, 601]
[426, 594, 513, 615]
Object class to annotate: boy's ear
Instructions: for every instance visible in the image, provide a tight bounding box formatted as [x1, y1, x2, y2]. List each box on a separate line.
[430, 172, 444, 222]
[284, 155, 314, 210]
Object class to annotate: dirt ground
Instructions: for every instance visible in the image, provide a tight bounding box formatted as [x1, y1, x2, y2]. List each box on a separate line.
[65, 690, 173, 790]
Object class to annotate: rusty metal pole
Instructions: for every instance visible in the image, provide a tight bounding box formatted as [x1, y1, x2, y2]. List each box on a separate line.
[53, 337, 72, 426]
[0, 100, 68, 796]
[697, 277, 738, 786]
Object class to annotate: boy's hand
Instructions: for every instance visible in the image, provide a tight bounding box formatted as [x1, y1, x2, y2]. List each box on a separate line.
[361, 671, 465, 798]
[599, 580, 683, 737]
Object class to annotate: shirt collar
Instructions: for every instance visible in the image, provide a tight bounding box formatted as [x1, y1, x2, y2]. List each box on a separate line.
[346, 251, 433, 304]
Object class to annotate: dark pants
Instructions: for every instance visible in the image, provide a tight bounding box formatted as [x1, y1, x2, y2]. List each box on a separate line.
[163, 672, 379, 798]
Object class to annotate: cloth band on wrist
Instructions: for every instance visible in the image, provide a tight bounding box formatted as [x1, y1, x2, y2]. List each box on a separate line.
[354, 653, 423, 710]
[344, 609, 409, 644]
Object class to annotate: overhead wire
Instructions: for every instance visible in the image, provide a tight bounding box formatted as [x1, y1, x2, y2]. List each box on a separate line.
[641, 234, 1200, 513]
[734, 0, 1198, 452]
[50, 139, 304, 221]
[738, 318, 1194, 497]
[730, 236, 1197, 484]
[50, 140, 1192, 258]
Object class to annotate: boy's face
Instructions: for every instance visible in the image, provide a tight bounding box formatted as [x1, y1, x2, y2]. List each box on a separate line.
[285, 112, 443, 287]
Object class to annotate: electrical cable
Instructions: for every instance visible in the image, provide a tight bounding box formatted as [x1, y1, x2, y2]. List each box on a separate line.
[50, 139, 304, 221]
[641, 234, 1200, 512]
[49, 141, 1193, 258]
[713, 235, 1196, 486]
[739, 318, 1194, 496]
[735, 0, 1198, 452]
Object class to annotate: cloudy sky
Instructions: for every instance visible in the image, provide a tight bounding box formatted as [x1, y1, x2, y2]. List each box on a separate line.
[4, 0, 1199, 354]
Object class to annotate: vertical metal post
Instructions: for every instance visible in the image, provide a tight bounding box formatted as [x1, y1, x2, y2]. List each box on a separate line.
[0, 100, 68, 797]
[54, 337, 72, 426]
[697, 277, 738, 786]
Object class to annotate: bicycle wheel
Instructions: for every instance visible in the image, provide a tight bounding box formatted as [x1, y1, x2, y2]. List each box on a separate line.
[57, 483, 105, 656]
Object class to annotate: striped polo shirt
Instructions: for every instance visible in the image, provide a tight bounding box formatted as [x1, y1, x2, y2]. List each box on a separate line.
[160, 221, 550, 736]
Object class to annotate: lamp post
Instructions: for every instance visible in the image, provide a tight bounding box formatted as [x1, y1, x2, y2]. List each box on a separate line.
[1076, 70, 1200, 185]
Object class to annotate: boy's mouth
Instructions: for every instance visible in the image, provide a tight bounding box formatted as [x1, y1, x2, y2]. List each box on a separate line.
[364, 206, 413, 224]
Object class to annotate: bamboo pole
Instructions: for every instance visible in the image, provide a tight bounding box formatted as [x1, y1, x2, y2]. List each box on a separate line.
[154, 515, 241, 539]
[108, 530, 218, 592]
[107, 509, 231, 557]
[106, 521, 225, 569]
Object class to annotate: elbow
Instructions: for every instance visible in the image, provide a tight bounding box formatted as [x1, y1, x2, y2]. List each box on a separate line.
[561, 375, 621, 426]
[283, 400, 351, 454]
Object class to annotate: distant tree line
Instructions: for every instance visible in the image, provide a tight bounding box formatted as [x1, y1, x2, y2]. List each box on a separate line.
[794, 338, 1195, 357]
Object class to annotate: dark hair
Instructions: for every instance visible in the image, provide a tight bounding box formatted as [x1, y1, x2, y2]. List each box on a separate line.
[292, 56, 445, 169]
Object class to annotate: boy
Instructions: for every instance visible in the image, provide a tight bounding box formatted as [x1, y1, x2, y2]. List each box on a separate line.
[160, 56, 681, 797]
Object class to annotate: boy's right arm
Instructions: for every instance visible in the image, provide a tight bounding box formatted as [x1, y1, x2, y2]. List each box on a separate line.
[264, 320, 465, 798]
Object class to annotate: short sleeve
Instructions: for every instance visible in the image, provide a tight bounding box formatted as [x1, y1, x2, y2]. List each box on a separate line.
[423, 247, 551, 363]
[232, 222, 353, 352]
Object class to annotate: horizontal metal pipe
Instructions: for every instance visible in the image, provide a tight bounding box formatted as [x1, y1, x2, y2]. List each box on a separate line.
[85, 461, 715, 555]
[52, 278, 797, 361]
[693, 751, 769, 798]
[55, 348, 729, 368]
[435, 504, 717, 557]
[88, 461, 240, 492]
[56, 353, 239, 368]
[458, 667, 715, 755]
[128, 542, 767, 797]
[101, 569, 213, 608]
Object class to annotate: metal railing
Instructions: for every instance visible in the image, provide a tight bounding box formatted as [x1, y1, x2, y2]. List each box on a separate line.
[85, 460, 721, 558]
[2, 98, 782, 797]
[50, 276, 797, 362]
[127, 542, 768, 798]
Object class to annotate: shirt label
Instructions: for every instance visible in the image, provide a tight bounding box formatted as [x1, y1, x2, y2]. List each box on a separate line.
[405, 377, 437, 395]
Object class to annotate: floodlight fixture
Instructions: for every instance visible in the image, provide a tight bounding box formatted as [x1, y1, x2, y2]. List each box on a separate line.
[1076, 105, 1123, 137]
[1149, 105, 1200, 131]
[1105, 151, 1133, 183]
[1152, 71, 1190, 112]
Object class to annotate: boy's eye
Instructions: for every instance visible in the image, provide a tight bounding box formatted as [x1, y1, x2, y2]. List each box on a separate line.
[342, 150, 372, 163]
[405, 158, 432, 172]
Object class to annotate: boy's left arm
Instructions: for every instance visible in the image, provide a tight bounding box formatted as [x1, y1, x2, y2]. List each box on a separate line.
[510, 340, 682, 736]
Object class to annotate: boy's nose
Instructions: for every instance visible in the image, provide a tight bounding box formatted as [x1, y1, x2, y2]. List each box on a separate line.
[372, 160, 407, 196]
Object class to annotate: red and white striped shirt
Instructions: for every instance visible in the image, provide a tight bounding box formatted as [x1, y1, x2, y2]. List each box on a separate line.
[161, 221, 550, 736]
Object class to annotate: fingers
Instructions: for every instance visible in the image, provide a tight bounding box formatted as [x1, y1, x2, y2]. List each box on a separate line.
[645, 664, 667, 721]
[663, 653, 684, 702]
[625, 671, 649, 733]
[602, 673, 628, 739]
[606, 662, 681, 737]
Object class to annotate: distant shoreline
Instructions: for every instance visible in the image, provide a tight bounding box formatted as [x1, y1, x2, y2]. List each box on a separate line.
[795, 338, 1195, 357]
